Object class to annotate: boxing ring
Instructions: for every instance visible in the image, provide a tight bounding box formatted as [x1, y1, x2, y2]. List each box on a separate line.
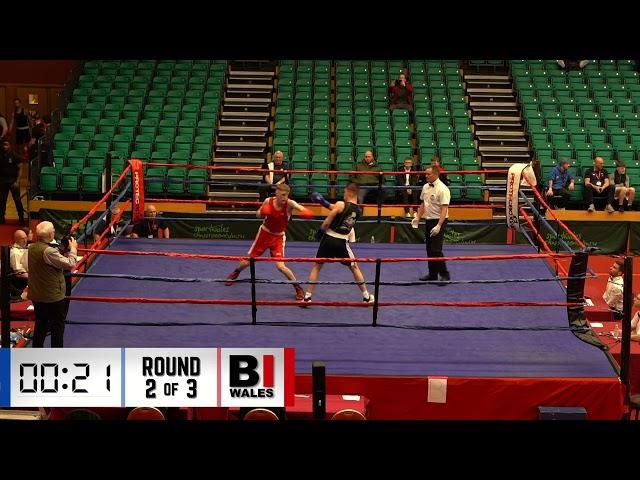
[50, 161, 628, 418]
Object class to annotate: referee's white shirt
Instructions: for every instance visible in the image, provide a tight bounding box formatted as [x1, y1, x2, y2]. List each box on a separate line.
[419, 178, 450, 220]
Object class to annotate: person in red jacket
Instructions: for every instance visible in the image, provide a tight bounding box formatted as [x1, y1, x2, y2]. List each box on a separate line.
[388, 73, 414, 112]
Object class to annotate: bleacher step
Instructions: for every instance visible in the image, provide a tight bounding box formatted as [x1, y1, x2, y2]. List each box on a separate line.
[481, 156, 532, 165]
[218, 125, 268, 133]
[213, 158, 264, 167]
[227, 76, 274, 84]
[481, 157, 533, 163]
[219, 118, 268, 127]
[210, 174, 263, 181]
[473, 115, 521, 122]
[474, 121, 523, 128]
[221, 110, 269, 117]
[476, 130, 526, 137]
[472, 109, 520, 117]
[470, 101, 517, 107]
[217, 131, 266, 139]
[226, 89, 274, 96]
[478, 135, 528, 142]
[222, 104, 271, 113]
[465, 75, 511, 81]
[479, 145, 530, 152]
[228, 70, 275, 77]
[226, 83, 273, 90]
[466, 80, 512, 88]
[224, 96, 271, 104]
[468, 93, 515, 101]
[216, 141, 266, 148]
[209, 191, 260, 198]
[225, 91, 273, 100]
[467, 87, 514, 94]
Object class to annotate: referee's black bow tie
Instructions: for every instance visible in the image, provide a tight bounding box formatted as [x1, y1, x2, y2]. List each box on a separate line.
[428, 183, 434, 187]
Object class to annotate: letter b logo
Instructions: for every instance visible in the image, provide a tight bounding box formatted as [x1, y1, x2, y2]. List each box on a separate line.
[229, 355, 260, 387]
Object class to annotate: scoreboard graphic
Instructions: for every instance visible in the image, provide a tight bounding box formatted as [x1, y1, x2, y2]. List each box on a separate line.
[0, 348, 295, 407]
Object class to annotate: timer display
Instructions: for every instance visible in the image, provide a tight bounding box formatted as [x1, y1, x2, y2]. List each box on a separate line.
[10, 349, 122, 407]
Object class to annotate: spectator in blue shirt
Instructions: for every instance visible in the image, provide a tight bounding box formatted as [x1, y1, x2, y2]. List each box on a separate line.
[546, 159, 575, 210]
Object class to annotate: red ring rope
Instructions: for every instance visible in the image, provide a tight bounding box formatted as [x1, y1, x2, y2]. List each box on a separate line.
[67, 295, 583, 308]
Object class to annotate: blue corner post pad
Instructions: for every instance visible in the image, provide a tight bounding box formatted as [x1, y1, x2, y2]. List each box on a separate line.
[0, 349, 11, 407]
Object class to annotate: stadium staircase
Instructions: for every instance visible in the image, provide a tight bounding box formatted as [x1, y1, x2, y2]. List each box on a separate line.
[209, 60, 276, 212]
[464, 60, 532, 218]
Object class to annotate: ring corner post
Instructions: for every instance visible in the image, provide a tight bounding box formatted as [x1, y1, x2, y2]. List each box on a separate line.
[566, 250, 589, 334]
[249, 257, 257, 325]
[1, 246, 12, 349]
[372, 259, 382, 327]
[377, 173, 383, 224]
[621, 255, 634, 416]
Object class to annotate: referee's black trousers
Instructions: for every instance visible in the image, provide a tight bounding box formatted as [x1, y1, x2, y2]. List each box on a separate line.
[425, 218, 448, 277]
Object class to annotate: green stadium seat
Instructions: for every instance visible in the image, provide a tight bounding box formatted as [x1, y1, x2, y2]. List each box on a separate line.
[61, 167, 81, 192]
[82, 167, 102, 193]
[40, 167, 59, 192]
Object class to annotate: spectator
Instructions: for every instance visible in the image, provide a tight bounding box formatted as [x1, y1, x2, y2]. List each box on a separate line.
[546, 159, 575, 210]
[395, 157, 420, 217]
[584, 157, 615, 212]
[261, 150, 289, 200]
[388, 73, 414, 112]
[10, 229, 29, 297]
[28, 112, 46, 159]
[93, 204, 123, 243]
[28, 221, 78, 347]
[349, 150, 385, 204]
[631, 293, 640, 342]
[0, 140, 25, 224]
[0, 112, 8, 142]
[611, 160, 635, 212]
[130, 204, 170, 238]
[35, 114, 52, 167]
[603, 259, 624, 321]
[556, 60, 590, 70]
[8, 99, 31, 150]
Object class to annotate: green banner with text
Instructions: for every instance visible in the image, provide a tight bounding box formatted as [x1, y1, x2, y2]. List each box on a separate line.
[542, 221, 628, 254]
[35, 209, 632, 254]
[394, 222, 512, 244]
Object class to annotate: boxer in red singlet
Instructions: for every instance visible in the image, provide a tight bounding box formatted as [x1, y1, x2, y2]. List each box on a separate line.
[225, 183, 314, 300]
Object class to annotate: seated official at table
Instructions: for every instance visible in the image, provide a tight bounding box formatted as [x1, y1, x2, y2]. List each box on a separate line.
[93, 204, 124, 243]
[603, 259, 624, 320]
[10, 228, 29, 297]
[129, 204, 170, 239]
[632, 293, 640, 342]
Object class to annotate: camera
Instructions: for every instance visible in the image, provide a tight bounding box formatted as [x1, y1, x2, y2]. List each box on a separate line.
[59, 223, 74, 251]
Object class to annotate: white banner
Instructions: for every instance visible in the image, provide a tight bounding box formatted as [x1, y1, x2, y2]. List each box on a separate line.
[506, 163, 537, 229]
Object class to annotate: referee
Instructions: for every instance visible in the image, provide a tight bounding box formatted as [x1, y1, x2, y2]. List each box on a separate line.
[412, 165, 450, 285]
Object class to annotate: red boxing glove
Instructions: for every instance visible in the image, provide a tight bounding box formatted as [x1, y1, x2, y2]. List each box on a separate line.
[299, 208, 314, 219]
[260, 201, 273, 217]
